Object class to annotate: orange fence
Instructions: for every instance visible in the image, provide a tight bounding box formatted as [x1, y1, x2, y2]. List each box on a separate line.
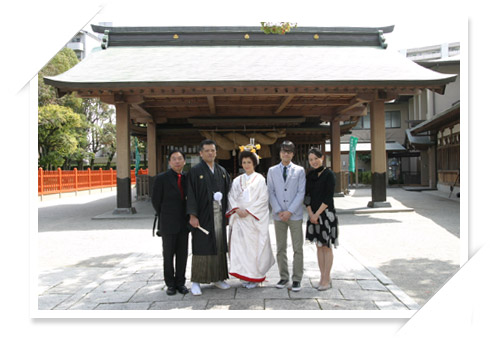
[38, 167, 148, 196]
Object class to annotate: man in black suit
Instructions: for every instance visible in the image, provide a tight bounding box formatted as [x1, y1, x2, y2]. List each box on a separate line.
[151, 150, 190, 295]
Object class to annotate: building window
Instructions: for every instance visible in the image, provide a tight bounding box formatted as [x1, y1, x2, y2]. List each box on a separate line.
[353, 111, 401, 129]
[353, 115, 370, 129]
[385, 111, 401, 128]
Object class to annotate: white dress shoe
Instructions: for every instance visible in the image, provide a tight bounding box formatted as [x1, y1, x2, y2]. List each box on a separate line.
[213, 281, 231, 289]
[191, 282, 202, 296]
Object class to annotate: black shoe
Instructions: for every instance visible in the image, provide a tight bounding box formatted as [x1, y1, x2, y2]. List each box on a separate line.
[166, 286, 177, 295]
[291, 281, 301, 292]
[276, 279, 289, 289]
[176, 285, 189, 294]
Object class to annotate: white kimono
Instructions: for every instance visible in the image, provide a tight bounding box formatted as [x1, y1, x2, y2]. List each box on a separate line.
[226, 172, 275, 282]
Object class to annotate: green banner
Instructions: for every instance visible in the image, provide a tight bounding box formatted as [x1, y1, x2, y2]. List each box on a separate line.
[348, 136, 358, 173]
[134, 137, 141, 176]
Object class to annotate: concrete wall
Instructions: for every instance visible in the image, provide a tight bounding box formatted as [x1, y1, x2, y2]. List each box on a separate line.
[433, 64, 460, 113]
[341, 102, 410, 146]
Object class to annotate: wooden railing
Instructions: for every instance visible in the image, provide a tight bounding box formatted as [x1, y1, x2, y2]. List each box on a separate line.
[38, 167, 148, 196]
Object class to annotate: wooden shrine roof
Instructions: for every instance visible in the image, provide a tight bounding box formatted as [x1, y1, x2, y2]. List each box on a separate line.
[43, 25, 458, 143]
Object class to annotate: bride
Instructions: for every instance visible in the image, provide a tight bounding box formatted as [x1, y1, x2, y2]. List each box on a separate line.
[226, 148, 275, 289]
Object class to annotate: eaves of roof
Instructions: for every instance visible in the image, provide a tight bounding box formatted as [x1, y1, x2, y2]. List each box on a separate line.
[405, 128, 434, 147]
[416, 55, 461, 68]
[44, 45, 457, 90]
[410, 103, 460, 135]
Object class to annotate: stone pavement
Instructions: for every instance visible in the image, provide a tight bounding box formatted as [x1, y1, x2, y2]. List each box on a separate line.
[38, 189, 421, 312]
[38, 244, 418, 311]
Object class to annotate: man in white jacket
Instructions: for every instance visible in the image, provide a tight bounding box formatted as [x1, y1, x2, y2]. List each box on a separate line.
[267, 141, 306, 292]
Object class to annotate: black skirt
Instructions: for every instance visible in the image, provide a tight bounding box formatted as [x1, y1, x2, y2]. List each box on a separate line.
[305, 209, 339, 248]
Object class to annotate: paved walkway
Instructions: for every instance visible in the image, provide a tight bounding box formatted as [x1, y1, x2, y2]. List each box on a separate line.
[37, 188, 423, 312]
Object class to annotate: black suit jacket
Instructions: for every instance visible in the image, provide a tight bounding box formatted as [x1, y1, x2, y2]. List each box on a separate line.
[151, 169, 188, 236]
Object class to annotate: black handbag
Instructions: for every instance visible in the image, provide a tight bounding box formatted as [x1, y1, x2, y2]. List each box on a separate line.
[152, 214, 161, 237]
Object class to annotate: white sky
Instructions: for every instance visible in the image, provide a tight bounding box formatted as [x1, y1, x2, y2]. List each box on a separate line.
[85, 0, 465, 51]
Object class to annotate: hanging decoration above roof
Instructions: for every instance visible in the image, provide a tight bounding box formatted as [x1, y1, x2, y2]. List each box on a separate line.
[260, 22, 297, 35]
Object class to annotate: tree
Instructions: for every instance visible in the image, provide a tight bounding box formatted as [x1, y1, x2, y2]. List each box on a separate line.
[38, 105, 86, 170]
[100, 121, 117, 169]
[38, 47, 117, 169]
[38, 48, 82, 109]
[38, 48, 87, 169]
[81, 98, 115, 168]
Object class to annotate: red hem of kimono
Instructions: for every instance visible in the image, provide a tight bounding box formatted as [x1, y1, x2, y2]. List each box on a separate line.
[245, 209, 260, 221]
[225, 207, 239, 218]
[230, 272, 265, 282]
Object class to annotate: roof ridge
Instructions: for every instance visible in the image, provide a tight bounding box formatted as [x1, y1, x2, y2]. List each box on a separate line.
[92, 25, 395, 34]
[92, 24, 394, 49]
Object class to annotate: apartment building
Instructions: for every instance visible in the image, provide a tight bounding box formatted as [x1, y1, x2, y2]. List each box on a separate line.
[404, 43, 460, 195]
[335, 42, 460, 192]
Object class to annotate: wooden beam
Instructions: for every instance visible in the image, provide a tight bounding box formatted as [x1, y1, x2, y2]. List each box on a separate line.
[188, 117, 306, 127]
[99, 94, 145, 105]
[376, 90, 399, 101]
[337, 97, 364, 114]
[275, 95, 295, 114]
[132, 116, 168, 124]
[75, 85, 432, 100]
[207, 95, 216, 114]
[143, 101, 351, 109]
[320, 115, 331, 123]
[131, 103, 154, 120]
[98, 95, 116, 104]
[76, 85, 382, 98]
[340, 106, 367, 117]
[150, 106, 339, 118]
[356, 92, 376, 102]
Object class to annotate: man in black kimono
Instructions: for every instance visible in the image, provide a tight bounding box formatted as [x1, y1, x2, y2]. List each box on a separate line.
[186, 139, 231, 296]
[151, 150, 189, 295]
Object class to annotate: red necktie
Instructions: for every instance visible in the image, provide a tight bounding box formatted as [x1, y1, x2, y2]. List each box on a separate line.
[177, 173, 184, 199]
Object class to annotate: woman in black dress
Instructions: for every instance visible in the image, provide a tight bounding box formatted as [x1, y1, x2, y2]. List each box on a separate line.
[304, 148, 339, 290]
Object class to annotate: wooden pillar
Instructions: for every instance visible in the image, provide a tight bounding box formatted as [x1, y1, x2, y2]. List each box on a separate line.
[320, 142, 326, 166]
[355, 152, 359, 188]
[147, 121, 157, 197]
[428, 136, 437, 189]
[114, 103, 136, 214]
[368, 100, 390, 207]
[330, 119, 343, 195]
[156, 140, 163, 173]
[420, 150, 429, 186]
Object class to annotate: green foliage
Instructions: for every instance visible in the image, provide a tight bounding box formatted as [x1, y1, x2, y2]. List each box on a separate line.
[260, 22, 297, 35]
[81, 98, 116, 168]
[100, 121, 117, 169]
[359, 171, 372, 184]
[38, 48, 81, 108]
[389, 177, 404, 185]
[358, 153, 371, 164]
[38, 47, 117, 170]
[38, 105, 87, 169]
